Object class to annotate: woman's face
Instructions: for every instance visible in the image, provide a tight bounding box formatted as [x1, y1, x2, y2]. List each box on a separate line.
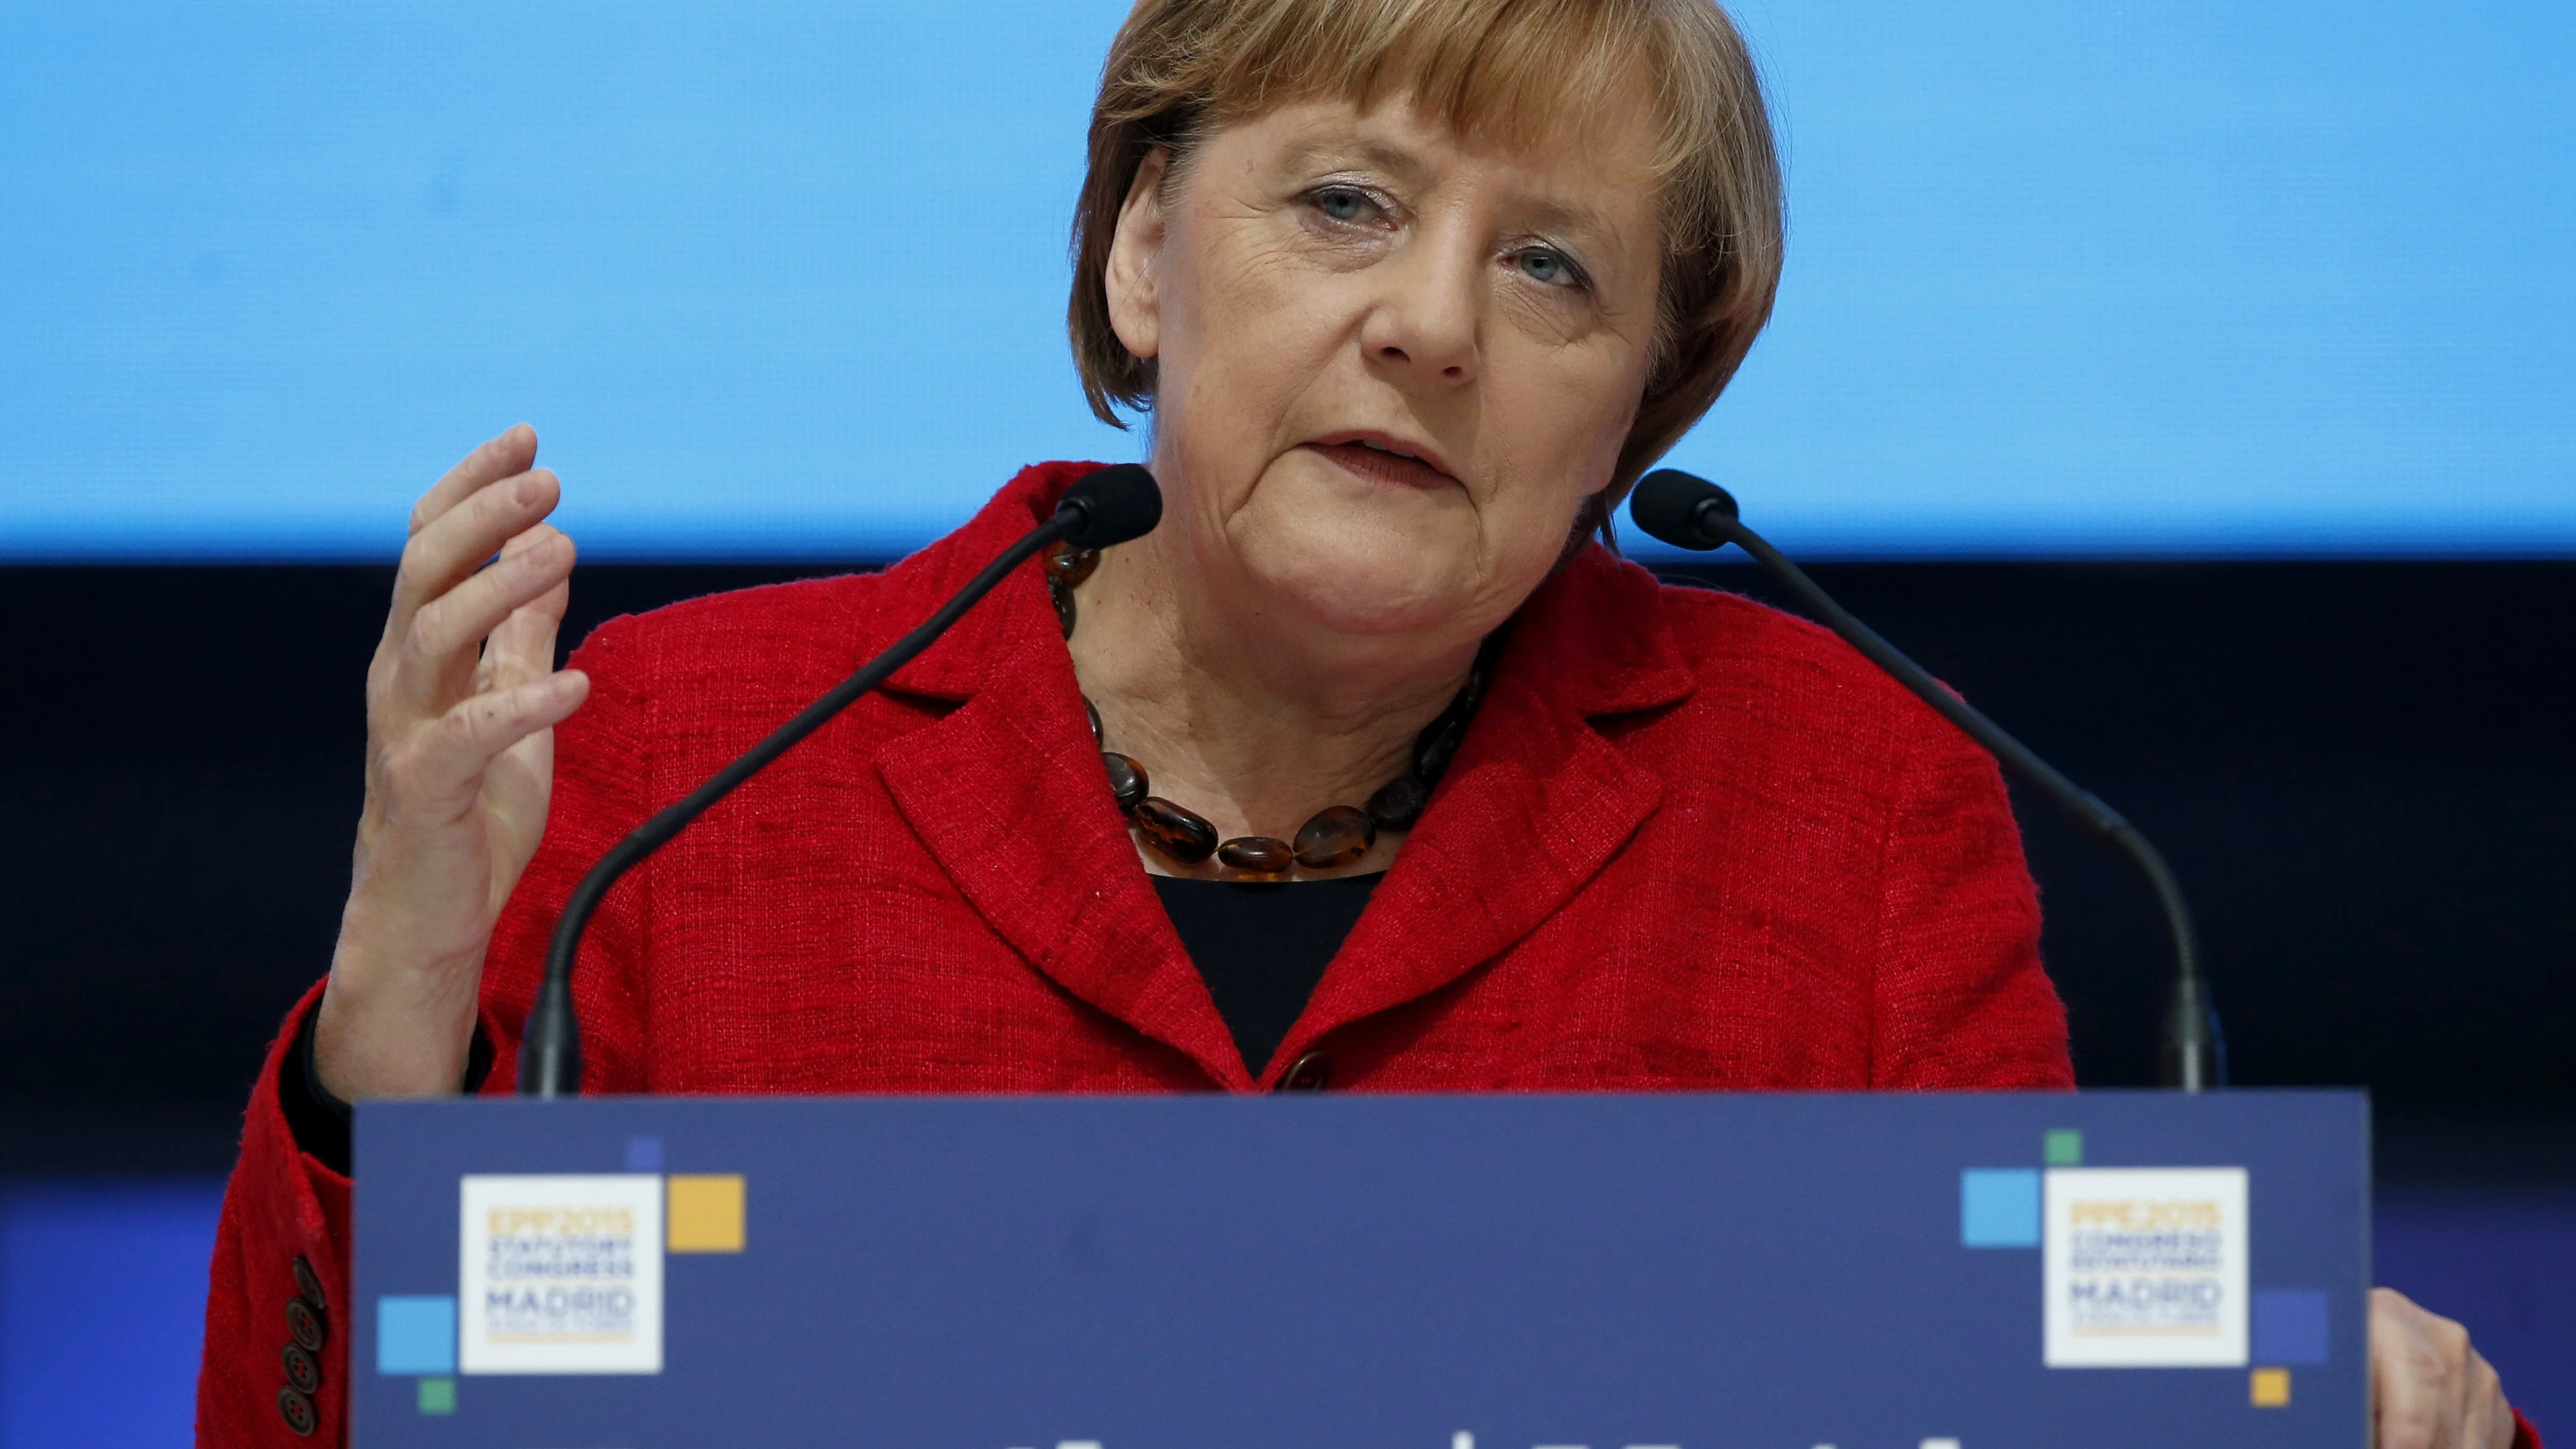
[1105, 91, 1664, 647]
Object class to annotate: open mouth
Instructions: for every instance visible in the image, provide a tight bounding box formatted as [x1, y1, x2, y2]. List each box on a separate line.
[1307, 436, 1458, 491]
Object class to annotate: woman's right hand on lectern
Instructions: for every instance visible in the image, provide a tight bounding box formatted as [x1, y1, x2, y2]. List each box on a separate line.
[312, 425, 590, 1103]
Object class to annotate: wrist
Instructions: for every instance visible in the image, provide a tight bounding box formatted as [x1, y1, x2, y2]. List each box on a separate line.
[313, 951, 484, 1101]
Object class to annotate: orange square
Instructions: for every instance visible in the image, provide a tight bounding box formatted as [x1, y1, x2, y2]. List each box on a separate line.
[2251, 1367, 2292, 1407]
[667, 1175, 746, 1252]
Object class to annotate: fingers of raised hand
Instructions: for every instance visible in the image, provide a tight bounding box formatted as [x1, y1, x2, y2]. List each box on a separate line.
[391, 461, 561, 636]
[397, 528, 576, 714]
[2471, 1357, 2513, 1449]
[480, 576, 574, 698]
[2371, 1286, 2494, 1449]
[476, 522, 576, 674]
[387, 673, 591, 813]
[411, 424, 538, 538]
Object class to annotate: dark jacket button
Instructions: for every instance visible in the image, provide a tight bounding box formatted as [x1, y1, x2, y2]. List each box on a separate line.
[277, 1386, 317, 1436]
[1277, 1050, 1331, 1092]
[285, 1296, 328, 1352]
[282, 1342, 322, 1395]
[292, 1256, 326, 1309]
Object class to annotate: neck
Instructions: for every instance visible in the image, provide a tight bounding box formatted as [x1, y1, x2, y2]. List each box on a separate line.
[1065, 523, 1479, 879]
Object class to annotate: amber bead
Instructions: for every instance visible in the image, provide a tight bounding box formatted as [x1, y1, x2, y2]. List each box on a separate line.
[1413, 714, 1468, 782]
[1292, 804, 1376, 868]
[1101, 752, 1149, 813]
[1045, 542, 1100, 587]
[1366, 774, 1430, 831]
[1217, 836, 1295, 875]
[1133, 796, 1218, 863]
[1048, 577, 1077, 638]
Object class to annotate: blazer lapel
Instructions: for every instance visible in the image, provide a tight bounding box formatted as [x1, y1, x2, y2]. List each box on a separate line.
[1271, 550, 1698, 1079]
[866, 466, 1252, 1089]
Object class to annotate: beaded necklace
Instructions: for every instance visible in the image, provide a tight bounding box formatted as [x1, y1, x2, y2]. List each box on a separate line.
[1046, 539, 1498, 879]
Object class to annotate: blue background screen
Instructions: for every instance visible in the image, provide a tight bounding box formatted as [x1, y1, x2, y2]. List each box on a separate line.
[3, 1, 2568, 560]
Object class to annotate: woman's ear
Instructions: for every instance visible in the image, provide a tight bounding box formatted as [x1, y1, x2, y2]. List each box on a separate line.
[1103, 147, 1172, 364]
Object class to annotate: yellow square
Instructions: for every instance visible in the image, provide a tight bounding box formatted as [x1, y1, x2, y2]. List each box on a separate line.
[2251, 1367, 2292, 1408]
[666, 1175, 745, 1252]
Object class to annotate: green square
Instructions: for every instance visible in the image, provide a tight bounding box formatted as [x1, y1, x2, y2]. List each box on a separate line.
[2044, 1129, 2084, 1166]
[417, 1377, 456, 1415]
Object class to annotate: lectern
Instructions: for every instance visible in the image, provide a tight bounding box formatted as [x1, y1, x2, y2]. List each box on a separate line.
[353, 1090, 2366, 1446]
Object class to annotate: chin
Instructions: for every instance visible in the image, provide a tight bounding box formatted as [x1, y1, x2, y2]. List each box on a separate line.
[1239, 518, 1483, 638]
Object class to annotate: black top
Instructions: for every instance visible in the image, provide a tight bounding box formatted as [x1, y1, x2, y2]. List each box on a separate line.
[283, 871, 1382, 1174]
[1152, 871, 1383, 1078]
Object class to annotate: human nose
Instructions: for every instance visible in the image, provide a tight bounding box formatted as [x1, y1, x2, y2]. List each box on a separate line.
[1358, 228, 1481, 390]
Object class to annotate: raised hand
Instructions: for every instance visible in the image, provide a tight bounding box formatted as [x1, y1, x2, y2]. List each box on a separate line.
[2371, 1287, 2518, 1449]
[312, 425, 589, 1103]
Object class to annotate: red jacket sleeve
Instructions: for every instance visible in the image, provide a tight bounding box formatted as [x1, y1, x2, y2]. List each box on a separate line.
[193, 980, 349, 1446]
[1866, 698, 2075, 1089]
[193, 618, 660, 1445]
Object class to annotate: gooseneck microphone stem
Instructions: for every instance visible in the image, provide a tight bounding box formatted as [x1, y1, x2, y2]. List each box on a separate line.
[1630, 471, 2222, 1092]
[519, 466, 1163, 1097]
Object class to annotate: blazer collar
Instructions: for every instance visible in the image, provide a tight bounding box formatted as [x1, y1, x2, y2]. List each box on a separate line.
[1269, 545, 1699, 1078]
[869, 464, 1257, 1087]
[870, 461, 1098, 702]
[866, 466, 1700, 1089]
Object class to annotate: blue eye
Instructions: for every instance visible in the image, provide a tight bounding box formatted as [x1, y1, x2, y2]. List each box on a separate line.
[1518, 248, 1578, 287]
[1315, 187, 1373, 223]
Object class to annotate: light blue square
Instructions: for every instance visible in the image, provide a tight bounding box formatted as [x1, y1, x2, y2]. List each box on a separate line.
[1961, 1168, 2042, 1247]
[377, 1295, 457, 1376]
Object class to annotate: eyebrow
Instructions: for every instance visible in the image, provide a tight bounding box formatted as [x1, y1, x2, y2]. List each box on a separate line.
[1282, 135, 1436, 187]
[1281, 134, 1625, 248]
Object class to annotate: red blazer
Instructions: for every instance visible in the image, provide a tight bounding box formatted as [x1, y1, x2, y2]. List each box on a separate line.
[197, 459, 2075, 1443]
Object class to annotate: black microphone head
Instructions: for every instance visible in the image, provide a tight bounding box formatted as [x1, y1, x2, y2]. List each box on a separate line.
[1628, 469, 1739, 551]
[1056, 464, 1163, 548]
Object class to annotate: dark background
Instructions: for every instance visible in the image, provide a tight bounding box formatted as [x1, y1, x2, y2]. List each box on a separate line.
[3, 558, 2570, 1175]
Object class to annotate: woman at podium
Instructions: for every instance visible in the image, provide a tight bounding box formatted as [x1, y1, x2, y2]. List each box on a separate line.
[195, 0, 2532, 1443]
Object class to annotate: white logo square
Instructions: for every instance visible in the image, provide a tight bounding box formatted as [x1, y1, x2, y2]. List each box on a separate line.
[2043, 1166, 2248, 1368]
[458, 1174, 665, 1375]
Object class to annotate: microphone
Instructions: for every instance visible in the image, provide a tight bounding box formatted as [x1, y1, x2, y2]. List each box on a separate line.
[1628, 469, 2224, 1092]
[518, 464, 1164, 1097]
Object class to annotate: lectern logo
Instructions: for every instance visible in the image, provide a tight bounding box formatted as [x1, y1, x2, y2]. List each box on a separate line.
[458, 1175, 664, 1374]
[2043, 1167, 2247, 1368]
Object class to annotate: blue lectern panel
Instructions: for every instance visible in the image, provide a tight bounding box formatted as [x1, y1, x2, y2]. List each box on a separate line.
[354, 1091, 2366, 1447]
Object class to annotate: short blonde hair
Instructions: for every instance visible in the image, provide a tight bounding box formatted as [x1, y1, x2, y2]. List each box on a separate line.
[1068, 0, 1784, 503]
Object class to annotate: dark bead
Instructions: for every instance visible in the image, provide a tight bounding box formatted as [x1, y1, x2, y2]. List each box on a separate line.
[1085, 697, 1103, 745]
[1048, 578, 1077, 638]
[1413, 714, 1468, 783]
[1455, 665, 1489, 716]
[1217, 836, 1294, 875]
[1366, 774, 1431, 831]
[1045, 542, 1100, 587]
[1133, 797, 1218, 863]
[1292, 804, 1376, 869]
[1101, 752, 1149, 813]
